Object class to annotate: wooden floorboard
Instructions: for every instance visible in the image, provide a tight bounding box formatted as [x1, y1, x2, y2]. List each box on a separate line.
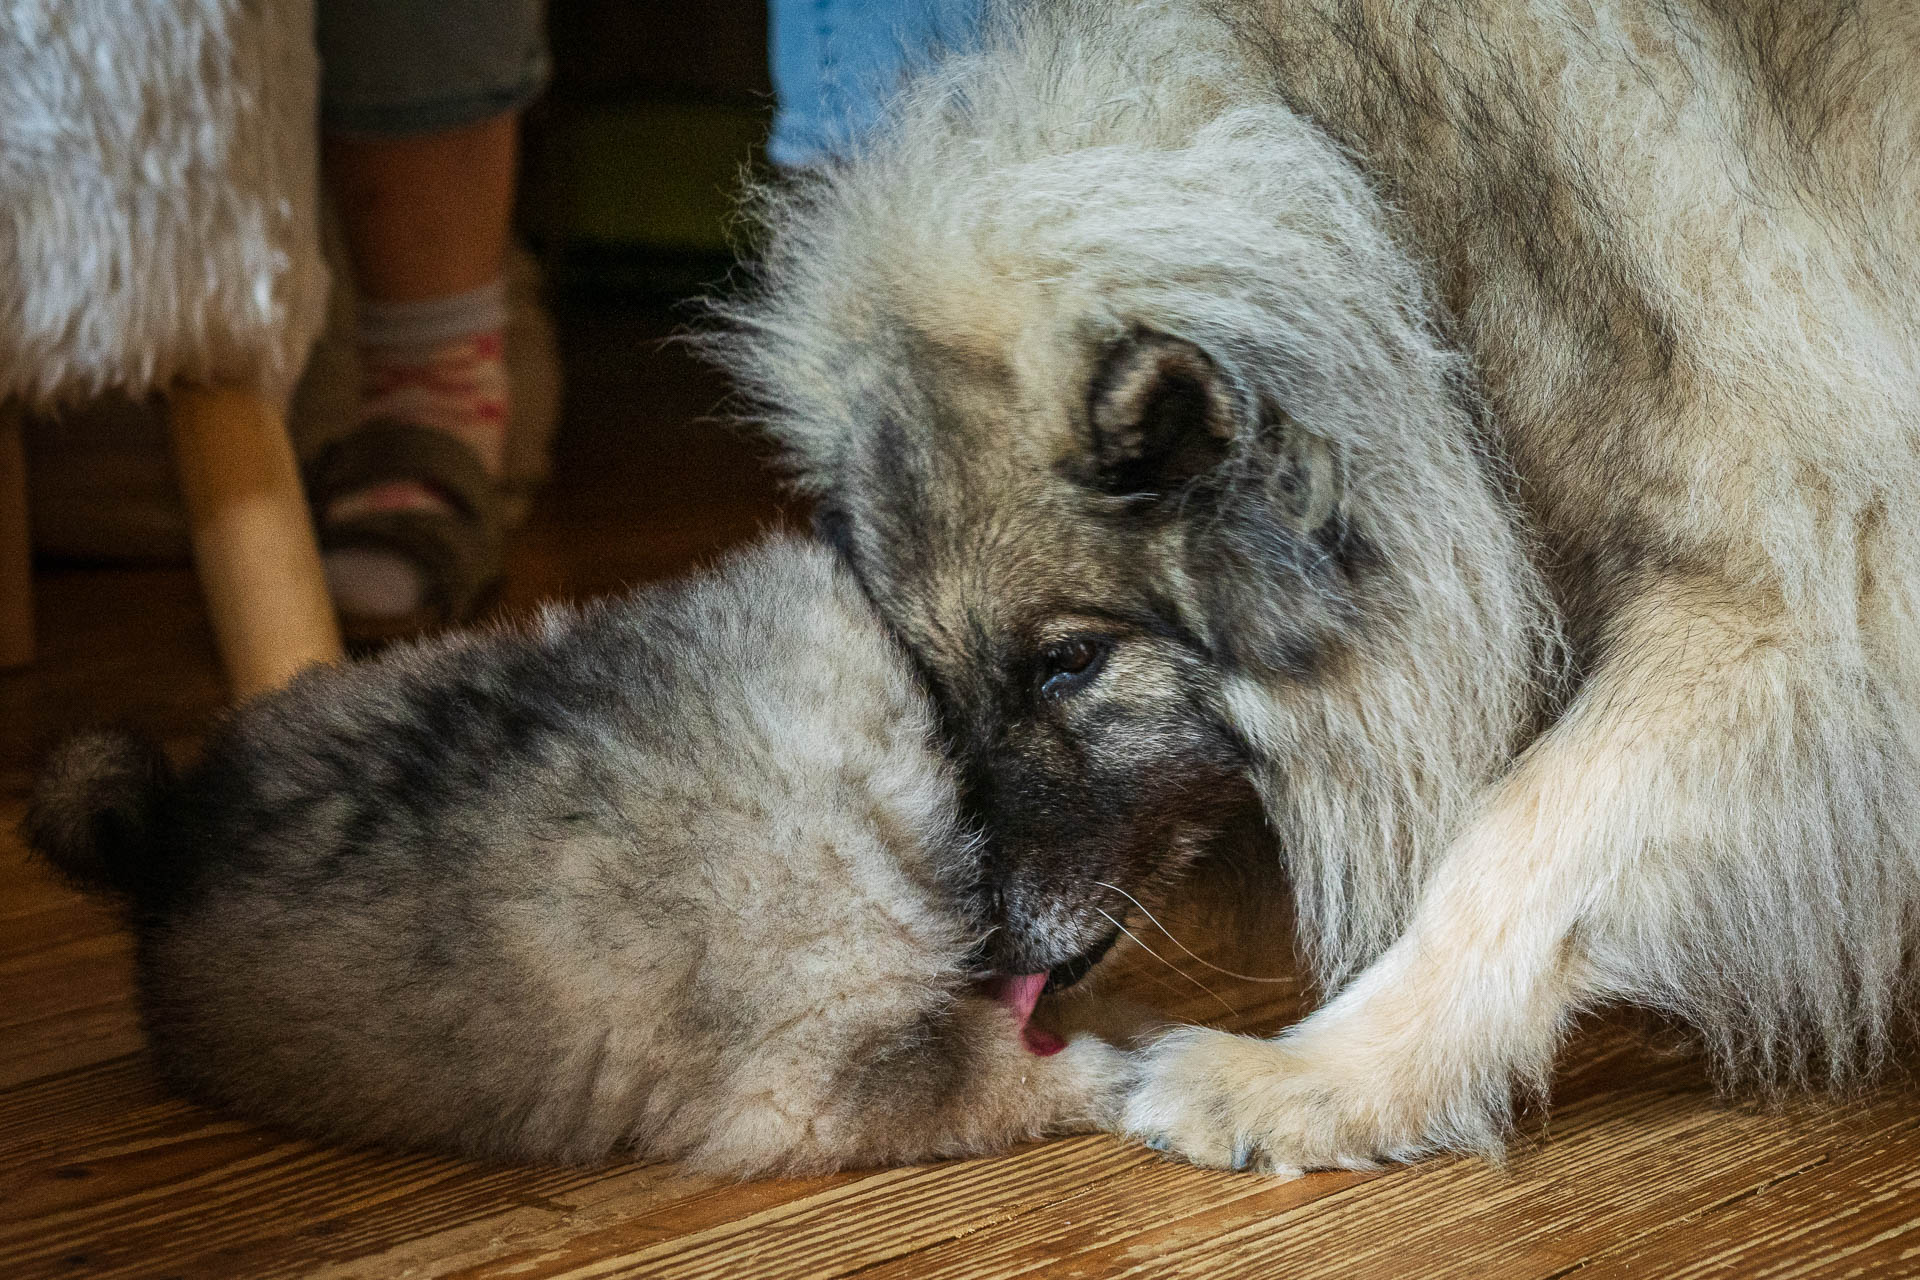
[2, 301, 1915, 1278]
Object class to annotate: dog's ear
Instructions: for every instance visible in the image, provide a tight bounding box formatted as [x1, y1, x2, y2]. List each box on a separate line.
[1082, 329, 1239, 497]
[1080, 329, 1341, 536]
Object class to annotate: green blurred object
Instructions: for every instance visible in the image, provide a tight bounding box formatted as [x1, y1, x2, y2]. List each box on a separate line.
[527, 102, 767, 255]
[520, 0, 771, 296]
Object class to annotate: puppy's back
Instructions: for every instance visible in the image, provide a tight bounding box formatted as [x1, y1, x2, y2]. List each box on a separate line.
[30, 540, 995, 1166]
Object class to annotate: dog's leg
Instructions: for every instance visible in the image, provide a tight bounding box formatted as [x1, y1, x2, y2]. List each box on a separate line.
[1125, 577, 1887, 1174]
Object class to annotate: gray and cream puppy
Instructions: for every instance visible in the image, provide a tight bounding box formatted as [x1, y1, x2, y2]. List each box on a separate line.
[24, 537, 1130, 1174]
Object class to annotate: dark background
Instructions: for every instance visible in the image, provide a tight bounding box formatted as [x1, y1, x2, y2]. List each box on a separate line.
[495, 0, 800, 611]
[522, 0, 775, 296]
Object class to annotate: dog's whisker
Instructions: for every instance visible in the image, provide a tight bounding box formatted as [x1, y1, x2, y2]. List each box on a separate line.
[1097, 907, 1239, 1018]
[1096, 881, 1295, 986]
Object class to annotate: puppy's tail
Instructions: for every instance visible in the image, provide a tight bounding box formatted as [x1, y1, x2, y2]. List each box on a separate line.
[23, 730, 173, 899]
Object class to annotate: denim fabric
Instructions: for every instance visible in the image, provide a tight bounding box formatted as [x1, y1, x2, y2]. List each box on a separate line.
[318, 0, 550, 136]
[767, 0, 982, 167]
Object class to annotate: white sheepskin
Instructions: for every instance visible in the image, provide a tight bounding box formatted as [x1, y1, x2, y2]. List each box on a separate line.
[0, 0, 327, 407]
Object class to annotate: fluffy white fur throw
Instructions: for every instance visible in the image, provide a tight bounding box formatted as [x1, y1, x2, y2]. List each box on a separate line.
[0, 0, 327, 407]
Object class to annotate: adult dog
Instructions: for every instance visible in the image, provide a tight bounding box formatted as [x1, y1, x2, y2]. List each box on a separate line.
[716, 0, 1920, 1175]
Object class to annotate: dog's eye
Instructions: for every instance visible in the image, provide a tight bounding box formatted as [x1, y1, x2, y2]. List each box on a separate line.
[1038, 637, 1110, 699]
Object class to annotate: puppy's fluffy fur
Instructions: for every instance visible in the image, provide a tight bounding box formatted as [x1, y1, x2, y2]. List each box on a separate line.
[25, 538, 1128, 1173]
[713, 0, 1920, 1175]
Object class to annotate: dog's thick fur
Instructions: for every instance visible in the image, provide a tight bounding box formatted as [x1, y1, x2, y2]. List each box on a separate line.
[714, 0, 1920, 1174]
[24, 539, 1128, 1174]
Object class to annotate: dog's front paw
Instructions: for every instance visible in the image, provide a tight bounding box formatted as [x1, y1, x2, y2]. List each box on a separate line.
[1121, 1025, 1483, 1177]
[1121, 1027, 1337, 1177]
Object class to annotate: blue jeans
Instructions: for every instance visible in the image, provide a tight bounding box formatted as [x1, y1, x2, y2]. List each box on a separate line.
[767, 0, 982, 167]
[318, 0, 550, 136]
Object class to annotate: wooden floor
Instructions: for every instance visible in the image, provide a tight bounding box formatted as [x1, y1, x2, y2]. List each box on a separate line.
[4, 301, 1918, 1279]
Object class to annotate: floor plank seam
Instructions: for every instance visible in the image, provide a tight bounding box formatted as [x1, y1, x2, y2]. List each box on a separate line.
[1533, 1136, 1891, 1280]
[0, 1050, 146, 1101]
[824, 1175, 1116, 1280]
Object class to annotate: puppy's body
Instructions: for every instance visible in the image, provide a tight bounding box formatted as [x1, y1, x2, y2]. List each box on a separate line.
[717, 1, 1920, 1174]
[26, 539, 1126, 1174]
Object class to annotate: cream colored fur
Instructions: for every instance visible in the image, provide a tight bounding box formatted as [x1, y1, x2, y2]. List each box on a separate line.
[721, 0, 1920, 1174]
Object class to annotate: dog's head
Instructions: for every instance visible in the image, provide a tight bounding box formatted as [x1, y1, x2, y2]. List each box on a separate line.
[714, 8, 1554, 984]
[806, 323, 1358, 977]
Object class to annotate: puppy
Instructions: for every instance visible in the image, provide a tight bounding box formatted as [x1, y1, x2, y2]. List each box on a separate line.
[24, 537, 1129, 1174]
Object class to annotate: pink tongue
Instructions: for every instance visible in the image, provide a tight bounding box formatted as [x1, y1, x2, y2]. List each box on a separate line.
[984, 973, 1064, 1056]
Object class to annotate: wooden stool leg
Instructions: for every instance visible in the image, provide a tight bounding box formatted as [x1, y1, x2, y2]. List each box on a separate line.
[167, 383, 343, 699]
[0, 401, 32, 670]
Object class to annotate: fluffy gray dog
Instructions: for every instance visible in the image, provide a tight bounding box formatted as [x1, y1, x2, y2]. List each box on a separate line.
[24, 537, 1129, 1174]
[714, 0, 1920, 1177]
